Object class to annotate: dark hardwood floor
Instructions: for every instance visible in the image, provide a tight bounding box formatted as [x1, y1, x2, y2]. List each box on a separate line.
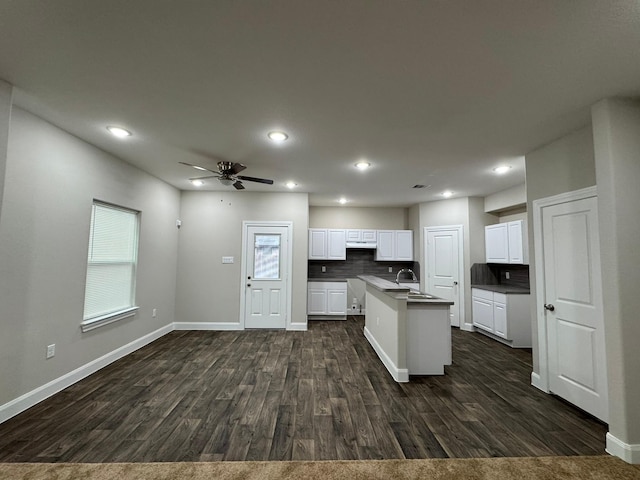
[0, 317, 607, 462]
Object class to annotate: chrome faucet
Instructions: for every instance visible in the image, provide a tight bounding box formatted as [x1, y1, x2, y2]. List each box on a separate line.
[395, 268, 417, 284]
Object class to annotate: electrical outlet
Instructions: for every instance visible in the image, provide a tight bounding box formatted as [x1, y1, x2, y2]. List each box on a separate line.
[152, 308, 157, 318]
[505, 271, 510, 280]
[222, 256, 234, 264]
[46, 344, 55, 359]
[388, 266, 393, 273]
[321, 265, 326, 272]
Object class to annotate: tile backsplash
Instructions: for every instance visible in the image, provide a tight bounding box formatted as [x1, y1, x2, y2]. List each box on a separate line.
[471, 263, 530, 289]
[308, 248, 416, 281]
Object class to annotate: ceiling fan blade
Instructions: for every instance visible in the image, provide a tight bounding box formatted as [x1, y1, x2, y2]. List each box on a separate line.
[189, 175, 218, 181]
[180, 161, 221, 175]
[233, 180, 245, 190]
[236, 175, 274, 185]
[229, 163, 247, 175]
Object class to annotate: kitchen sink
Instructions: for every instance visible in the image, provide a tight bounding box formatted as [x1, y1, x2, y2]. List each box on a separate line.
[407, 291, 435, 299]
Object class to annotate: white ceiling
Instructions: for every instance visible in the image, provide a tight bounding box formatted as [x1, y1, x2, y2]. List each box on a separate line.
[1, 1, 639, 207]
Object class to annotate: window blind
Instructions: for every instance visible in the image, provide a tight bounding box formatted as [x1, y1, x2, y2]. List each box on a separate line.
[83, 202, 139, 321]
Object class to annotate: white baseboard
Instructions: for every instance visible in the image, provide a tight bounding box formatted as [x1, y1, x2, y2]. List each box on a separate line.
[173, 322, 243, 330]
[363, 326, 409, 383]
[0, 323, 173, 424]
[287, 324, 308, 331]
[530, 372, 548, 392]
[606, 432, 640, 464]
[460, 323, 475, 332]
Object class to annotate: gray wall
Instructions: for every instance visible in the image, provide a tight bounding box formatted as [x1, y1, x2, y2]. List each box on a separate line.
[409, 197, 496, 329]
[0, 80, 12, 220]
[175, 191, 309, 328]
[524, 125, 595, 374]
[0, 108, 181, 407]
[592, 98, 640, 450]
[309, 206, 408, 229]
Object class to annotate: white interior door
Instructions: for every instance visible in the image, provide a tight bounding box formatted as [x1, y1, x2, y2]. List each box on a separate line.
[425, 226, 462, 327]
[243, 225, 289, 329]
[542, 195, 608, 421]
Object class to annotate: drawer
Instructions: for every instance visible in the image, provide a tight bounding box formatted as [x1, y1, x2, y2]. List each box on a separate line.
[308, 281, 347, 291]
[493, 292, 507, 304]
[472, 288, 494, 301]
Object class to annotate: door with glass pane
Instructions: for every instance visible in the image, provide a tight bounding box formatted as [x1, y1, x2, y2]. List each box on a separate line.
[244, 225, 289, 328]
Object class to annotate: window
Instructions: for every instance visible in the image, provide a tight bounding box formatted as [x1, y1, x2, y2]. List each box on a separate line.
[81, 201, 140, 332]
[253, 234, 281, 279]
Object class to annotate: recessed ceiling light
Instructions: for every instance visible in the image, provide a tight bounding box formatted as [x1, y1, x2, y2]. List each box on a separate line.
[285, 181, 297, 189]
[442, 190, 454, 198]
[191, 179, 205, 187]
[493, 165, 512, 174]
[338, 197, 348, 204]
[106, 126, 132, 138]
[355, 161, 371, 170]
[268, 131, 288, 142]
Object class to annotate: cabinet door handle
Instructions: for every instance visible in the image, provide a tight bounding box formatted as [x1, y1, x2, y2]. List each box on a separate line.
[247, 283, 252, 287]
[544, 303, 555, 312]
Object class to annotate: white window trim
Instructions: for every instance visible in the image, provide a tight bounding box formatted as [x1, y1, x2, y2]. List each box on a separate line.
[81, 306, 139, 333]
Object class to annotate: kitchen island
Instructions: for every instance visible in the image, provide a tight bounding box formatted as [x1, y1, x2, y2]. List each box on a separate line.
[358, 275, 453, 382]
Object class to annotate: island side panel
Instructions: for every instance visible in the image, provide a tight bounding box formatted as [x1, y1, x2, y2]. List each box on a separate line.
[406, 303, 452, 375]
[363, 284, 408, 382]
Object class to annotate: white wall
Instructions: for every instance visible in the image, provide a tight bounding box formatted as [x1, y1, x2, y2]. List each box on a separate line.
[0, 108, 181, 408]
[525, 125, 596, 374]
[484, 183, 526, 213]
[175, 191, 309, 329]
[309, 206, 408, 229]
[592, 98, 640, 460]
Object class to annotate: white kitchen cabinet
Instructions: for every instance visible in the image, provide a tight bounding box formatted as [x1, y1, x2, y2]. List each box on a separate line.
[471, 294, 494, 331]
[346, 229, 377, 242]
[307, 281, 347, 319]
[375, 230, 395, 260]
[307, 288, 327, 315]
[375, 230, 413, 261]
[395, 230, 413, 261]
[472, 288, 531, 347]
[485, 224, 509, 263]
[327, 288, 348, 315]
[507, 221, 524, 263]
[485, 220, 526, 264]
[308, 229, 346, 260]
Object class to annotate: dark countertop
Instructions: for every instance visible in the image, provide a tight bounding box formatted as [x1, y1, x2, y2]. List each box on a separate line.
[358, 275, 453, 305]
[471, 284, 530, 294]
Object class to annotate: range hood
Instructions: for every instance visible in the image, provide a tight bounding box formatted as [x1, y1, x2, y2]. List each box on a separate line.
[346, 241, 377, 249]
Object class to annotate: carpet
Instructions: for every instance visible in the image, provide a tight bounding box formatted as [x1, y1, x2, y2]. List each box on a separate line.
[1, 456, 639, 480]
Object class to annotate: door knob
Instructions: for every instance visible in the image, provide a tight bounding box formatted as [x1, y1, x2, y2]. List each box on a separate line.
[544, 303, 555, 312]
[453, 281, 458, 285]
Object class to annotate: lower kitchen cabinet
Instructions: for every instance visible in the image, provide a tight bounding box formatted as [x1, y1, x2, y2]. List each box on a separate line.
[308, 281, 347, 319]
[472, 288, 531, 347]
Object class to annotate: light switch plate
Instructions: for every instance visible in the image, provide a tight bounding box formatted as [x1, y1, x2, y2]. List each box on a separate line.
[222, 256, 234, 264]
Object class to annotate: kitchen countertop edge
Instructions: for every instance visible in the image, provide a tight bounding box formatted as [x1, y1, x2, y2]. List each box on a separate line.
[471, 284, 530, 294]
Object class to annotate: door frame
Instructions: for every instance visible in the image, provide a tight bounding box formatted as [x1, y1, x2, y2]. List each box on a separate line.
[239, 221, 294, 329]
[532, 186, 597, 392]
[424, 224, 466, 330]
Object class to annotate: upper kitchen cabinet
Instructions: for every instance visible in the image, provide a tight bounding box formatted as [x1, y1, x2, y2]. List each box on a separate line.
[485, 220, 527, 264]
[308, 229, 346, 260]
[375, 230, 413, 261]
[346, 229, 377, 243]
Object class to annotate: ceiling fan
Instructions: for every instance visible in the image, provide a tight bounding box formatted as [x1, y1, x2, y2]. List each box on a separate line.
[180, 161, 274, 190]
